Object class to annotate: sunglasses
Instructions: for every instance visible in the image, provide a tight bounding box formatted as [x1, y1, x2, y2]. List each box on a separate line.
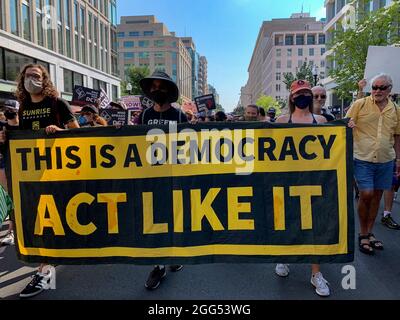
[372, 85, 391, 91]
[313, 95, 326, 99]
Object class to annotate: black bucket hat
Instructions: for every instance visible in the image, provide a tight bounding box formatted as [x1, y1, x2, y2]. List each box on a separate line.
[139, 71, 179, 103]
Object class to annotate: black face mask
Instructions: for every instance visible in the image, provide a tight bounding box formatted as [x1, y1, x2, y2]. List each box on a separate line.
[149, 90, 169, 106]
[294, 95, 313, 109]
[4, 110, 17, 120]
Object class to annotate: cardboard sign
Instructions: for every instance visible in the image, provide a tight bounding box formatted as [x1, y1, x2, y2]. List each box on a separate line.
[364, 46, 400, 94]
[72, 85, 101, 106]
[99, 109, 128, 126]
[194, 94, 216, 113]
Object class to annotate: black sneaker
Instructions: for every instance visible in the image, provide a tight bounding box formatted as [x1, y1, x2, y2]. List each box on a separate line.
[19, 272, 51, 298]
[145, 266, 166, 290]
[169, 265, 183, 272]
[381, 214, 400, 230]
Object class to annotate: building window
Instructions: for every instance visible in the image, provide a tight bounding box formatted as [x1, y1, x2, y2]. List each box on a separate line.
[154, 52, 164, 58]
[287, 48, 292, 57]
[45, 1, 54, 51]
[22, 1, 31, 41]
[36, 9, 44, 46]
[92, 78, 107, 91]
[155, 64, 165, 72]
[109, 0, 116, 26]
[58, 24, 63, 54]
[66, 29, 72, 57]
[81, 37, 86, 64]
[309, 60, 314, 66]
[129, 31, 139, 36]
[321, 48, 326, 56]
[75, 34, 79, 61]
[139, 40, 149, 47]
[276, 60, 281, 69]
[124, 41, 134, 48]
[112, 85, 118, 101]
[276, 72, 281, 81]
[63, 69, 83, 93]
[296, 35, 304, 45]
[298, 48, 303, 56]
[143, 31, 154, 36]
[309, 48, 314, 56]
[276, 49, 281, 57]
[276, 84, 281, 92]
[0, 0, 3, 30]
[138, 51, 149, 58]
[154, 40, 165, 47]
[80, 7, 85, 34]
[275, 35, 283, 46]
[307, 34, 316, 45]
[4, 49, 35, 81]
[298, 60, 303, 68]
[318, 34, 325, 44]
[320, 60, 325, 68]
[124, 52, 134, 58]
[117, 32, 125, 37]
[287, 60, 292, 68]
[285, 35, 294, 45]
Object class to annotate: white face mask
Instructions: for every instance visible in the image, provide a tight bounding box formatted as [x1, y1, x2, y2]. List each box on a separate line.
[24, 77, 43, 95]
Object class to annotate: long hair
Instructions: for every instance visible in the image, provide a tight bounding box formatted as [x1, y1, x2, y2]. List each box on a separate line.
[93, 114, 108, 126]
[288, 93, 314, 114]
[15, 64, 59, 110]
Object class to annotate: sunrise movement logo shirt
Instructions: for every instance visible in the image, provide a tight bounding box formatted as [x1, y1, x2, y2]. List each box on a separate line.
[19, 97, 75, 131]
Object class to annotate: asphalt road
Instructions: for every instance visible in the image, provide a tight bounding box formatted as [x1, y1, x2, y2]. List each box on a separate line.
[1, 198, 400, 300]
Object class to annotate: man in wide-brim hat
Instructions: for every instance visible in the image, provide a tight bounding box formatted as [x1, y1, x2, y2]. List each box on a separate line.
[138, 71, 187, 125]
[138, 71, 187, 289]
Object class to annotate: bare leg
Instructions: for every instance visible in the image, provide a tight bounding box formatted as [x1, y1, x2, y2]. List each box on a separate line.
[311, 264, 320, 275]
[358, 190, 375, 235]
[383, 189, 395, 213]
[367, 190, 384, 232]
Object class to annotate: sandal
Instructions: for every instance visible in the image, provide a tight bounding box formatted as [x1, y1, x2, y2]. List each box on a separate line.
[368, 233, 384, 250]
[358, 234, 374, 255]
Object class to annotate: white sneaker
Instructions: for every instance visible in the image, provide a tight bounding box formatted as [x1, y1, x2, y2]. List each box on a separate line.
[311, 272, 330, 297]
[1, 230, 14, 246]
[275, 264, 290, 277]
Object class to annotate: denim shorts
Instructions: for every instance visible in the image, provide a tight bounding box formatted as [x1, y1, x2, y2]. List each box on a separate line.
[354, 158, 394, 191]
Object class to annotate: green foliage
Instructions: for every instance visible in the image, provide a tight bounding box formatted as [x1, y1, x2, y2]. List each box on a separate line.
[215, 104, 225, 112]
[329, 1, 400, 100]
[121, 66, 150, 96]
[255, 95, 282, 116]
[283, 62, 315, 90]
[232, 104, 245, 116]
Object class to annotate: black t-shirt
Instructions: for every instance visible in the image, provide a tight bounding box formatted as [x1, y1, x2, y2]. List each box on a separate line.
[19, 97, 75, 130]
[140, 106, 188, 125]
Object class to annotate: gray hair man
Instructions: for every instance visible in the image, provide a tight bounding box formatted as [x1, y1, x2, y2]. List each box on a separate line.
[346, 73, 400, 255]
[312, 86, 335, 121]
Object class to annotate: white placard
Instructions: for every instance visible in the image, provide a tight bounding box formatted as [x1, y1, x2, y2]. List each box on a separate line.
[364, 46, 400, 94]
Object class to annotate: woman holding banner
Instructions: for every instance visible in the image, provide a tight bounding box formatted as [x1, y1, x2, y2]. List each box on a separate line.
[0, 64, 79, 299]
[275, 79, 330, 297]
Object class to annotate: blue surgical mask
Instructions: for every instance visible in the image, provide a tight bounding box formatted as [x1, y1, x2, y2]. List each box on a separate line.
[78, 115, 88, 126]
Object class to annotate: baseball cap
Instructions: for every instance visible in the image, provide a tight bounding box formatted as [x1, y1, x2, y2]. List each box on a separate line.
[290, 80, 312, 95]
[81, 104, 99, 114]
[267, 107, 276, 114]
[4, 100, 19, 111]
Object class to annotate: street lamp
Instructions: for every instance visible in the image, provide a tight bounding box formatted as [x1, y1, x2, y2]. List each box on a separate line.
[312, 65, 319, 87]
[126, 82, 132, 95]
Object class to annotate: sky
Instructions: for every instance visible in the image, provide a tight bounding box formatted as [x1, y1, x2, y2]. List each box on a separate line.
[117, 0, 326, 112]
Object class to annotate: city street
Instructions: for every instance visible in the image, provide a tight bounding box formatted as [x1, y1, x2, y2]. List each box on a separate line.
[1, 198, 400, 300]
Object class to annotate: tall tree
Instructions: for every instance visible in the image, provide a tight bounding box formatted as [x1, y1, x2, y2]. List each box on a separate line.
[328, 1, 400, 100]
[121, 66, 150, 95]
[283, 62, 315, 90]
[256, 95, 282, 116]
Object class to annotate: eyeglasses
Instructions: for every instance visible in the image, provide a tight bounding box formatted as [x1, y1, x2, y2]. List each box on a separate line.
[25, 73, 42, 81]
[372, 85, 391, 91]
[314, 95, 326, 99]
